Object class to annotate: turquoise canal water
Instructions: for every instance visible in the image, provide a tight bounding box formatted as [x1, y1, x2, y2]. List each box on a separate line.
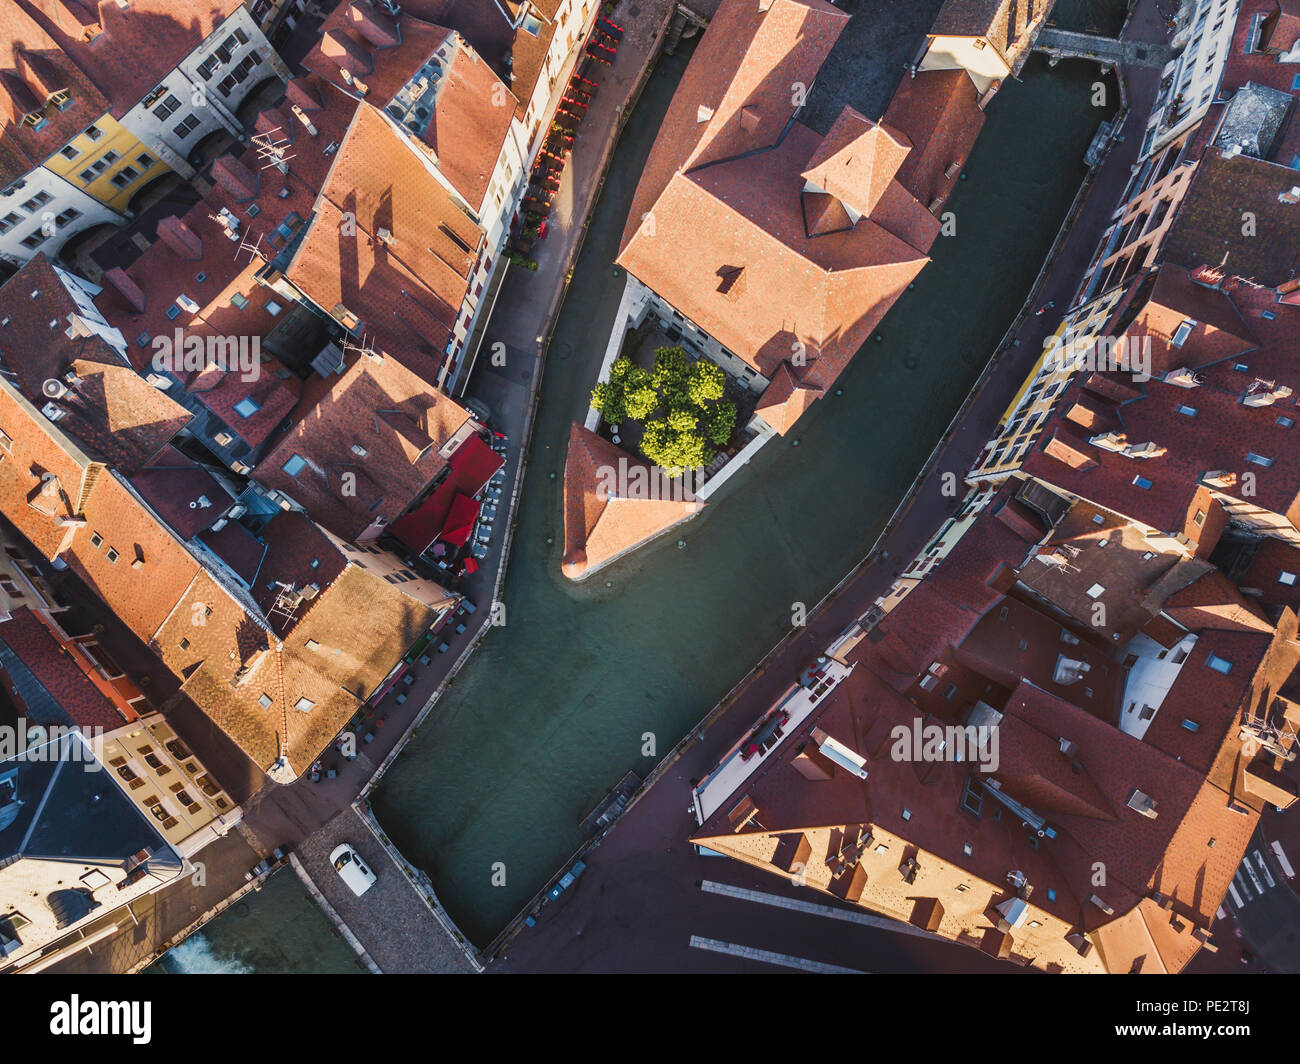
[145, 870, 364, 974]
[363, 49, 1119, 945]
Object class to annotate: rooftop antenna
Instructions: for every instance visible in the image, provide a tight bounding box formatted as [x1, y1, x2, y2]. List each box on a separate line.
[234, 229, 265, 262]
[252, 127, 295, 172]
[341, 333, 380, 361]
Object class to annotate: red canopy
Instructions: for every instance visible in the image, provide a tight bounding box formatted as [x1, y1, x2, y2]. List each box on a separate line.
[389, 434, 504, 554]
[462, 557, 479, 574]
[439, 493, 480, 547]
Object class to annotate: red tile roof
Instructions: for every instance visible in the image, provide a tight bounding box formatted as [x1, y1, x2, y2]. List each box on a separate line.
[883, 69, 987, 209]
[561, 423, 702, 579]
[256, 351, 473, 541]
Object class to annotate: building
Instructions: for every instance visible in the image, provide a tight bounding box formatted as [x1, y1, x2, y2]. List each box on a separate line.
[1140, 0, 1244, 162]
[0, 1, 289, 268]
[693, 480, 1298, 972]
[919, 0, 1054, 93]
[0, 602, 238, 972]
[301, 0, 604, 391]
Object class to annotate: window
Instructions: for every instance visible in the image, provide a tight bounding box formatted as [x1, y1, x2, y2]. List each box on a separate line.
[266, 300, 282, 316]
[230, 292, 250, 310]
[1206, 654, 1232, 675]
[1086, 583, 1105, 599]
[19, 191, 51, 213]
[105, 547, 119, 563]
[305, 639, 320, 651]
[154, 94, 182, 119]
[90, 532, 103, 548]
[1247, 452, 1273, 468]
[1279, 571, 1297, 586]
[962, 842, 974, 856]
[197, 55, 220, 81]
[1170, 319, 1195, 346]
[20, 231, 46, 250]
[1047, 888, 1057, 902]
[1177, 404, 1197, 416]
[1293, 73, 1300, 92]
[1181, 719, 1200, 732]
[282, 454, 306, 476]
[1279, 416, 1295, 428]
[960, 777, 984, 817]
[54, 208, 81, 228]
[294, 697, 315, 712]
[0, 212, 20, 234]
[258, 693, 273, 708]
[351, 444, 368, 458]
[59, 144, 80, 160]
[173, 114, 201, 138]
[234, 397, 260, 418]
[110, 166, 140, 189]
[1133, 475, 1153, 490]
[901, 807, 912, 821]
[83, 124, 103, 141]
[1193, 509, 1205, 526]
[136, 153, 155, 171]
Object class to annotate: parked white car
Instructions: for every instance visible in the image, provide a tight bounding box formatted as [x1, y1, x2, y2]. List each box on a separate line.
[330, 844, 377, 897]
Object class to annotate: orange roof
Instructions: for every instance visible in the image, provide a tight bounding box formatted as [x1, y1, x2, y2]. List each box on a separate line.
[754, 361, 824, 435]
[801, 108, 912, 219]
[561, 424, 702, 579]
[619, 0, 850, 254]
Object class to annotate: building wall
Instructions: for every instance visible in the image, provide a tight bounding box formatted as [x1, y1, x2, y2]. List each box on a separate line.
[1140, 0, 1242, 161]
[920, 35, 1011, 94]
[0, 165, 123, 267]
[43, 114, 164, 215]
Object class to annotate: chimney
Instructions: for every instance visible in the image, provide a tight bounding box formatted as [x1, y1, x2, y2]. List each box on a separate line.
[1126, 788, 1159, 818]
[103, 267, 145, 313]
[1203, 470, 1238, 489]
[211, 154, 259, 200]
[1123, 440, 1167, 459]
[1242, 379, 1294, 407]
[285, 78, 322, 111]
[322, 29, 373, 77]
[344, 1, 399, 47]
[157, 216, 203, 260]
[1162, 366, 1202, 388]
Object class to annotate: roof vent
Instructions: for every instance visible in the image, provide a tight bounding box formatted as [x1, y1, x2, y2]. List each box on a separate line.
[42, 378, 68, 400]
[1126, 788, 1158, 818]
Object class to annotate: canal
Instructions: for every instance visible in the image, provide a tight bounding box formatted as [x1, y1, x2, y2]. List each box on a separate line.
[364, 45, 1119, 946]
[145, 870, 365, 974]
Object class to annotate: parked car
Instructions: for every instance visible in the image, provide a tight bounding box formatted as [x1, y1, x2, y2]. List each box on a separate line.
[330, 844, 377, 897]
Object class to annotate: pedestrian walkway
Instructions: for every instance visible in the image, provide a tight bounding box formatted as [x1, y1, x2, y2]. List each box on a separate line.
[1036, 27, 1175, 68]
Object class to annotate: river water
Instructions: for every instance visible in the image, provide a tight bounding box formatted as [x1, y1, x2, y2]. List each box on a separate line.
[368, 48, 1119, 946]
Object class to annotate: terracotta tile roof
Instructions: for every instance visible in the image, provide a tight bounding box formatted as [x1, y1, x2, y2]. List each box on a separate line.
[16, 0, 248, 117]
[931, 0, 1047, 65]
[801, 108, 911, 218]
[129, 445, 234, 539]
[1161, 151, 1300, 288]
[304, 7, 515, 209]
[0, 4, 110, 182]
[561, 423, 702, 579]
[754, 361, 824, 435]
[284, 103, 482, 378]
[619, 0, 850, 254]
[619, 121, 930, 387]
[0, 256, 191, 474]
[398, 0, 562, 120]
[883, 69, 986, 209]
[0, 606, 126, 732]
[693, 490, 1288, 969]
[256, 351, 473, 541]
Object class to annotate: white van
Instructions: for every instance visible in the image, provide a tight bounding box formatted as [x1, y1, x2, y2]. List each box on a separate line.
[330, 844, 377, 897]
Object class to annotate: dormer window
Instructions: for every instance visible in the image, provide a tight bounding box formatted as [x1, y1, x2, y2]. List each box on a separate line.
[1170, 319, 1195, 347]
[22, 111, 48, 130]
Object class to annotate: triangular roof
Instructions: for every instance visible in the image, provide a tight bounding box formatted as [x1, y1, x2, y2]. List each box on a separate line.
[801, 107, 912, 219]
[561, 424, 702, 579]
[754, 361, 825, 435]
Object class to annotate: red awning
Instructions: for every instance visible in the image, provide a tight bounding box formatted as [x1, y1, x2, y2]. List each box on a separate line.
[462, 557, 479, 574]
[439, 493, 480, 547]
[389, 434, 504, 554]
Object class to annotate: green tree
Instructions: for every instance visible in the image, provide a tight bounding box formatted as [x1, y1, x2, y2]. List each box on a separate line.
[626, 383, 659, 421]
[590, 380, 626, 425]
[642, 415, 715, 478]
[687, 359, 725, 406]
[704, 400, 737, 445]
[652, 346, 691, 411]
